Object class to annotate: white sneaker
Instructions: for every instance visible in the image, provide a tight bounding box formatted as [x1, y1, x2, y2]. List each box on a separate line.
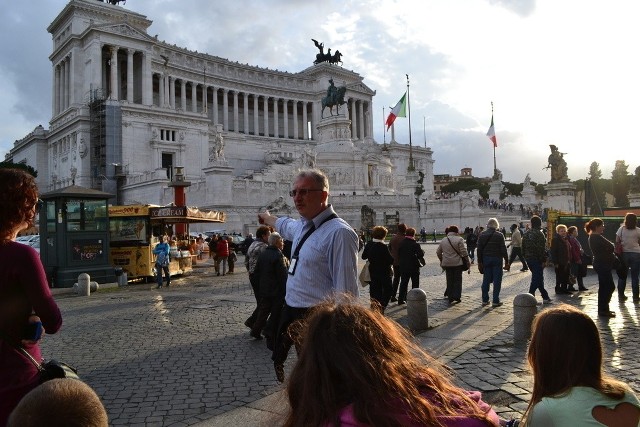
[543, 298, 553, 304]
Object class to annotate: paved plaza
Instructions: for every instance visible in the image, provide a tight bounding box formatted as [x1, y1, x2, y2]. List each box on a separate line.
[43, 243, 640, 426]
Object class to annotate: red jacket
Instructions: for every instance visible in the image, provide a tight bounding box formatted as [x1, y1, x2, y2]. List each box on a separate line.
[216, 240, 229, 257]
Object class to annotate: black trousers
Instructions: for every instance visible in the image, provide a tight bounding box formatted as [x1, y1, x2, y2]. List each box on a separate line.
[245, 273, 260, 327]
[398, 270, 420, 302]
[272, 304, 310, 365]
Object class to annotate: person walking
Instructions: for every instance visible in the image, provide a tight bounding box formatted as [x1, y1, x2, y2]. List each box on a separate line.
[466, 228, 479, 264]
[507, 223, 528, 272]
[387, 223, 406, 303]
[250, 232, 288, 344]
[522, 215, 552, 304]
[436, 225, 470, 304]
[215, 236, 229, 276]
[550, 224, 573, 295]
[567, 226, 588, 291]
[586, 218, 617, 317]
[615, 213, 640, 302]
[244, 226, 271, 330]
[477, 218, 509, 307]
[258, 169, 358, 382]
[361, 226, 394, 313]
[153, 235, 171, 288]
[397, 227, 425, 305]
[0, 168, 63, 426]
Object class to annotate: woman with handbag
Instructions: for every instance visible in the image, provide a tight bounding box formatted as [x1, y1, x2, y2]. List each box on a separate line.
[361, 226, 394, 313]
[436, 225, 470, 304]
[0, 168, 62, 426]
[586, 218, 617, 317]
[615, 213, 640, 303]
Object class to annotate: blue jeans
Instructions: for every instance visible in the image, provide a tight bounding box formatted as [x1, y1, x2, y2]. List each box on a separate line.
[156, 263, 170, 287]
[622, 252, 640, 298]
[481, 256, 503, 303]
[527, 258, 549, 300]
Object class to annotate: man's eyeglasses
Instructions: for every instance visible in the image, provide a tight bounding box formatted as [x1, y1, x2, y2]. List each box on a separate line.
[289, 189, 323, 197]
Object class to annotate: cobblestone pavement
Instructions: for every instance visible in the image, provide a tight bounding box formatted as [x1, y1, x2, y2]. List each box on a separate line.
[42, 244, 640, 426]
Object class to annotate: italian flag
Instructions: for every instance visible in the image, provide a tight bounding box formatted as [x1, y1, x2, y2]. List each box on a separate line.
[385, 93, 407, 131]
[486, 115, 497, 147]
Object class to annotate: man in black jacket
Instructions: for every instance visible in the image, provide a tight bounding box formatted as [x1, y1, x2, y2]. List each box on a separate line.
[477, 218, 510, 307]
[250, 232, 288, 345]
[397, 227, 425, 305]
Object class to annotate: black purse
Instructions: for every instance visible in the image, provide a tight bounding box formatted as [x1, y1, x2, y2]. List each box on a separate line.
[1, 332, 79, 383]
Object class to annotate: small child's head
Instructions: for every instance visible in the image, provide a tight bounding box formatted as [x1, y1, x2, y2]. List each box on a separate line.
[8, 379, 108, 427]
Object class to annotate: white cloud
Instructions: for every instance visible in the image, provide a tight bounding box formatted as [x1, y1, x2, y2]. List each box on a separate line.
[1, 0, 639, 184]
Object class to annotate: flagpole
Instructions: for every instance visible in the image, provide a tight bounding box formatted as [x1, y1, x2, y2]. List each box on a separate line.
[382, 106, 387, 149]
[423, 116, 427, 149]
[492, 101, 497, 177]
[407, 74, 414, 171]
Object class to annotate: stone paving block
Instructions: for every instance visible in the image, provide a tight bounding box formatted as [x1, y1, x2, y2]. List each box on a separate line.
[44, 258, 639, 426]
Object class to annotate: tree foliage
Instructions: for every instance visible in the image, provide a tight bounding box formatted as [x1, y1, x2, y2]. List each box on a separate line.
[610, 160, 630, 207]
[441, 178, 489, 199]
[587, 162, 607, 215]
[0, 161, 38, 177]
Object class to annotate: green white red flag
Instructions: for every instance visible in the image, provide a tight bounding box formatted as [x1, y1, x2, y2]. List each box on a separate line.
[486, 114, 497, 147]
[385, 93, 407, 131]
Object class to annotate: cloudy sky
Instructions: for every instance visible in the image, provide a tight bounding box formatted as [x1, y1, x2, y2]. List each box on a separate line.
[1, 0, 638, 184]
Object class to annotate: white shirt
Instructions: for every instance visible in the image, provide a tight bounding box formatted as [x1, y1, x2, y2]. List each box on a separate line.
[276, 205, 359, 308]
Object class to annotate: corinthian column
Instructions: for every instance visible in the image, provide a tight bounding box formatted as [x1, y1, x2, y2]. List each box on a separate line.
[110, 46, 118, 100]
[126, 49, 134, 102]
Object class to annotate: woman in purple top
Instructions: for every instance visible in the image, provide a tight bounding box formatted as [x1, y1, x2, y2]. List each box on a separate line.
[0, 169, 62, 426]
[283, 300, 501, 427]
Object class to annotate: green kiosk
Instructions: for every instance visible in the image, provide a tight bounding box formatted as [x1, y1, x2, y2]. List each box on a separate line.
[39, 185, 116, 287]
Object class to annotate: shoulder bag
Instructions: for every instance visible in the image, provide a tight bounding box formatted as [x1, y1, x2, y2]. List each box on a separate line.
[358, 260, 371, 287]
[0, 331, 80, 383]
[615, 227, 624, 256]
[447, 237, 470, 271]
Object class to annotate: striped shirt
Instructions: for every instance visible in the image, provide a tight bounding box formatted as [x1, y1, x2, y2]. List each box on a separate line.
[276, 205, 359, 308]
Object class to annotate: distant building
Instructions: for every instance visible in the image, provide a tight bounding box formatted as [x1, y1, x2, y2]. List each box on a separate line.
[6, 0, 435, 233]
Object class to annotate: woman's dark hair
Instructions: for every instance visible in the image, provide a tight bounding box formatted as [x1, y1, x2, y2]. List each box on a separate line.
[524, 304, 627, 421]
[405, 227, 416, 237]
[446, 225, 459, 234]
[585, 218, 604, 233]
[624, 213, 637, 230]
[284, 300, 498, 427]
[530, 215, 542, 228]
[255, 225, 271, 239]
[0, 168, 39, 242]
[397, 223, 407, 233]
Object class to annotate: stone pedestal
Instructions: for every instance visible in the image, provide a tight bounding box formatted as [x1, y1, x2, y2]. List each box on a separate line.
[488, 179, 503, 201]
[203, 163, 234, 206]
[545, 181, 576, 213]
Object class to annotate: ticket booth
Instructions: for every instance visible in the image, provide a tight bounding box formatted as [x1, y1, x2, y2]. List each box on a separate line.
[39, 185, 116, 288]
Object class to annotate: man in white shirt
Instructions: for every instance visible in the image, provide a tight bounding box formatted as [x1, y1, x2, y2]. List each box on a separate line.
[258, 169, 358, 382]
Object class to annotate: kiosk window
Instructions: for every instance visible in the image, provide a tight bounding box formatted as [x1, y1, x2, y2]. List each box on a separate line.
[66, 200, 108, 231]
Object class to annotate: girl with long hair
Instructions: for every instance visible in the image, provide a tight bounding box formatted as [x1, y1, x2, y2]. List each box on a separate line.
[283, 300, 500, 427]
[523, 304, 639, 426]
